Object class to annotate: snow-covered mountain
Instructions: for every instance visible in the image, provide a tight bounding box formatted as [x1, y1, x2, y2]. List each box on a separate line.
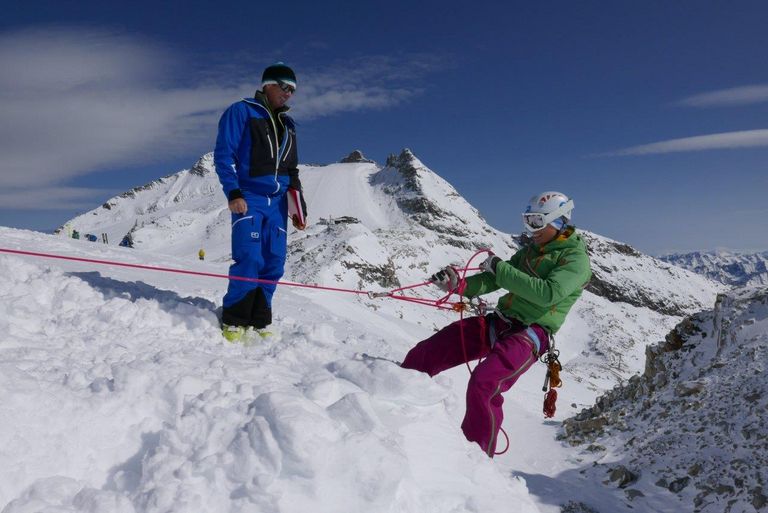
[60, 148, 724, 393]
[660, 250, 768, 288]
[561, 285, 768, 513]
[0, 148, 727, 512]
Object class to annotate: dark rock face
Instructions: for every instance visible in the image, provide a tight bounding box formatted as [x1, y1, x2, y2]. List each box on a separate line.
[189, 156, 211, 176]
[580, 232, 715, 317]
[585, 271, 687, 317]
[341, 260, 400, 289]
[385, 149, 421, 193]
[382, 149, 473, 239]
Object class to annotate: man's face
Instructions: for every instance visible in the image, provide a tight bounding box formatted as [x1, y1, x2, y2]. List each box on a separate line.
[263, 82, 294, 109]
[531, 224, 559, 246]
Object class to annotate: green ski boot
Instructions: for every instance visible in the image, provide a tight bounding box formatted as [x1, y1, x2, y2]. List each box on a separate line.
[222, 324, 248, 343]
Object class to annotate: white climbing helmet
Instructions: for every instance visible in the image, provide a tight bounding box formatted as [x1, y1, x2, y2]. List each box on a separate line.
[522, 191, 574, 232]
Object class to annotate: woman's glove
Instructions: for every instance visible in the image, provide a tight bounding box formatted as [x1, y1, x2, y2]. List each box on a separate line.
[480, 254, 502, 274]
[429, 266, 460, 292]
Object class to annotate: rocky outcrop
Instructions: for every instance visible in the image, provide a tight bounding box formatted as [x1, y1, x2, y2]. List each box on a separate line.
[562, 286, 768, 512]
[339, 150, 374, 164]
[189, 153, 213, 176]
[381, 149, 475, 239]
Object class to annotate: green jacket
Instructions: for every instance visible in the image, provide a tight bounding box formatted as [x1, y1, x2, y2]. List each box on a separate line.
[463, 228, 591, 334]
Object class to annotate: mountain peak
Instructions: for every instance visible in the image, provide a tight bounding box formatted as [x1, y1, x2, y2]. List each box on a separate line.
[190, 153, 214, 176]
[339, 150, 374, 164]
[385, 148, 418, 170]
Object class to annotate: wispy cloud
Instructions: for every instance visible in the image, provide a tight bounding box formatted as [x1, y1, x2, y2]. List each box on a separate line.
[0, 27, 247, 195]
[602, 129, 768, 156]
[678, 84, 768, 107]
[0, 187, 112, 210]
[0, 27, 442, 208]
[292, 55, 443, 119]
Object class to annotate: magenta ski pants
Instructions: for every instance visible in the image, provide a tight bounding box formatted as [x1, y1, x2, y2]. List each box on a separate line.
[401, 315, 549, 456]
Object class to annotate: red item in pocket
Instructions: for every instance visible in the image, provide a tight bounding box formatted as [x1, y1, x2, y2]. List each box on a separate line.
[287, 188, 306, 230]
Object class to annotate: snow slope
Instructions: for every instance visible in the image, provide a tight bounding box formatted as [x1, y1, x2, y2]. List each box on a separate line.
[0, 227, 539, 513]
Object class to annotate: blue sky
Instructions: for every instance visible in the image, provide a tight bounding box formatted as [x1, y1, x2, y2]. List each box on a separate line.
[1, 0, 766, 255]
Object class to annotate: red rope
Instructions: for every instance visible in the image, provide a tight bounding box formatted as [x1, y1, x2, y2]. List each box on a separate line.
[0, 247, 459, 310]
[452, 250, 492, 374]
[445, 248, 512, 456]
[543, 389, 558, 418]
[0, 248, 373, 295]
[3, 245, 516, 453]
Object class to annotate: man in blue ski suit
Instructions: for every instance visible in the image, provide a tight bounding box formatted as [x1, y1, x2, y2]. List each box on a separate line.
[214, 62, 306, 341]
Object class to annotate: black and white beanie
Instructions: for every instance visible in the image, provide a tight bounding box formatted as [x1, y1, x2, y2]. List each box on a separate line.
[261, 62, 297, 89]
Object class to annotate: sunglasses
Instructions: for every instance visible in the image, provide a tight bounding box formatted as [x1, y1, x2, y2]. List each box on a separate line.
[278, 82, 296, 94]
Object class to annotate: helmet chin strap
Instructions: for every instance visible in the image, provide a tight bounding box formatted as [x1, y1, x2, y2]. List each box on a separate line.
[554, 219, 568, 237]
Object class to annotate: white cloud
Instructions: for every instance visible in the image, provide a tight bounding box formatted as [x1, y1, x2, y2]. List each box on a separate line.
[0, 186, 112, 210]
[0, 27, 247, 194]
[0, 27, 441, 208]
[603, 129, 768, 156]
[678, 84, 768, 107]
[291, 55, 440, 119]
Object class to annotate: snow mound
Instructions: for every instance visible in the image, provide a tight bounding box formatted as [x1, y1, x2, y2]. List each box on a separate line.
[0, 248, 539, 513]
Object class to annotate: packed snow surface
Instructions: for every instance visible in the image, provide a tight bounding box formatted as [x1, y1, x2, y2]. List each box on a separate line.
[1, 228, 545, 513]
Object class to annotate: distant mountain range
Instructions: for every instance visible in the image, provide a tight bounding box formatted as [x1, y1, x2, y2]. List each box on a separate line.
[660, 250, 768, 288]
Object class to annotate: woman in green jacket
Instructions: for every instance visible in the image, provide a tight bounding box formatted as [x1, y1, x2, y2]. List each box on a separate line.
[401, 191, 591, 457]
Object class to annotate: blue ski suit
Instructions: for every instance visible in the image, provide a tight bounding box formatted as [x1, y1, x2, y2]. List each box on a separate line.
[214, 93, 301, 327]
